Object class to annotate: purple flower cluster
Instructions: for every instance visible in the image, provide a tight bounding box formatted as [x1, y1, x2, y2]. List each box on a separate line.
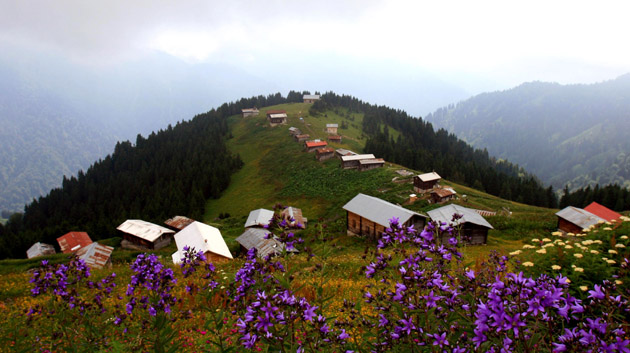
[231, 247, 285, 303]
[263, 204, 304, 252]
[179, 246, 217, 293]
[29, 257, 93, 312]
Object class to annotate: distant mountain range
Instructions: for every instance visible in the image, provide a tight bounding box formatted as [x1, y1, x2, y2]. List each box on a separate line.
[426, 74, 630, 191]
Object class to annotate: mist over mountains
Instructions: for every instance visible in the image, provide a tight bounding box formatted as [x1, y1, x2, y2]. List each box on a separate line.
[426, 74, 630, 191]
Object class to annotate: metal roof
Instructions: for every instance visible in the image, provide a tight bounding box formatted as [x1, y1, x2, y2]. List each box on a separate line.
[431, 187, 457, 198]
[359, 158, 385, 165]
[326, 123, 338, 128]
[164, 216, 195, 230]
[342, 193, 426, 228]
[316, 147, 335, 154]
[427, 204, 494, 229]
[172, 221, 233, 264]
[117, 220, 175, 243]
[76, 242, 114, 269]
[266, 110, 286, 115]
[418, 172, 441, 182]
[245, 208, 275, 228]
[556, 206, 605, 229]
[57, 231, 93, 254]
[584, 202, 622, 222]
[305, 141, 328, 148]
[242, 108, 259, 112]
[282, 206, 307, 228]
[341, 154, 375, 162]
[269, 113, 287, 118]
[303, 94, 320, 100]
[335, 149, 357, 156]
[236, 228, 286, 259]
[27, 242, 56, 259]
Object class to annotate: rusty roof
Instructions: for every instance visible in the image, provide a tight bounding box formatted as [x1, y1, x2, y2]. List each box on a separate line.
[328, 135, 342, 140]
[305, 141, 328, 148]
[236, 228, 297, 259]
[164, 216, 196, 230]
[282, 206, 307, 228]
[76, 242, 114, 269]
[57, 231, 93, 254]
[316, 147, 335, 154]
[431, 187, 457, 198]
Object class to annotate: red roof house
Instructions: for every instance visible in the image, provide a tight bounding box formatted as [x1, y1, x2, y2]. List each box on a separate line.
[57, 231, 93, 254]
[304, 140, 328, 152]
[584, 202, 622, 222]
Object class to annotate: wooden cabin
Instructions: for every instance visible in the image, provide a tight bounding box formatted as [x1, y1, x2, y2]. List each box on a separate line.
[288, 127, 302, 136]
[584, 202, 622, 222]
[172, 221, 233, 264]
[241, 108, 259, 117]
[340, 154, 375, 169]
[556, 206, 604, 234]
[282, 206, 307, 228]
[316, 147, 335, 161]
[164, 215, 195, 231]
[358, 158, 385, 171]
[244, 208, 275, 228]
[414, 172, 442, 192]
[304, 140, 328, 152]
[328, 135, 342, 143]
[427, 204, 493, 245]
[26, 242, 56, 259]
[76, 242, 114, 269]
[430, 187, 457, 204]
[335, 148, 357, 159]
[303, 94, 320, 103]
[294, 134, 310, 142]
[266, 110, 287, 125]
[325, 124, 338, 134]
[57, 231, 93, 254]
[342, 193, 427, 241]
[117, 219, 175, 250]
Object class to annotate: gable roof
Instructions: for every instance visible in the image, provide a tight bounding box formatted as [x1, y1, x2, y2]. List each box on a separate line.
[117, 220, 175, 243]
[245, 208, 275, 228]
[342, 193, 426, 228]
[316, 147, 335, 155]
[27, 242, 56, 259]
[556, 206, 605, 229]
[76, 242, 114, 269]
[431, 187, 456, 198]
[305, 141, 328, 148]
[164, 215, 195, 230]
[326, 123, 338, 128]
[418, 172, 441, 182]
[172, 221, 233, 264]
[427, 204, 494, 229]
[303, 94, 320, 100]
[236, 228, 287, 259]
[584, 202, 622, 222]
[57, 231, 93, 253]
[341, 154, 375, 162]
[282, 206, 307, 228]
[266, 109, 286, 115]
[269, 113, 287, 118]
[336, 148, 356, 156]
[359, 158, 385, 165]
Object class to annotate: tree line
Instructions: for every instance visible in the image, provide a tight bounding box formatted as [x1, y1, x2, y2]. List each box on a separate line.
[559, 184, 630, 211]
[316, 92, 557, 208]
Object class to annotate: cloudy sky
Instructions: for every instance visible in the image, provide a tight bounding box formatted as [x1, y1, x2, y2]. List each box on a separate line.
[2, 0, 630, 115]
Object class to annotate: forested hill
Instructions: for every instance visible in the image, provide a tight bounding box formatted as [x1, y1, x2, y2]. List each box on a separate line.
[314, 93, 555, 207]
[0, 93, 305, 259]
[426, 74, 630, 191]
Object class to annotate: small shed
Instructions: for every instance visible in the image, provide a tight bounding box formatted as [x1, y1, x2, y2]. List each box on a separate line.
[76, 242, 114, 269]
[26, 242, 56, 259]
[427, 204, 493, 245]
[316, 147, 335, 161]
[294, 134, 310, 142]
[164, 215, 195, 231]
[325, 124, 338, 134]
[236, 228, 286, 259]
[328, 135, 342, 143]
[117, 220, 175, 250]
[288, 127, 302, 136]
[245, 208, 275, 228]
[341, 154, 376, 169]
[584, 202, 622, 222]
[556, 206, 604, 234]
[242, 108, 259, 117]
[358, 158, 385, 171]
[303, 94, 320, 103]
[305, 140, 328, 152]
[266, 110, 287, 125]
[414, 172, 442, 192]
[336, 149, 357, 159]
[172, 221, 233, 264]
[430, 187, 457, 204]
[282, 206, 307, 228]
[342, 193, 427, 240]
[57, 231, 93, 254]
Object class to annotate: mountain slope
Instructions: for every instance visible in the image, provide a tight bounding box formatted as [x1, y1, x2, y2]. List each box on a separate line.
[426, 74, 630, 190]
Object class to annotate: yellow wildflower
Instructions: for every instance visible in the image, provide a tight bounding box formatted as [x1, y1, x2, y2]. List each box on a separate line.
[509, 250, 522, 256]
[573, 253, 583, 258]
[542, 238, 552, 242]
[551, 265, 561, 270]
[580, 286, 588, 291]
[574, 267, 584, 272]
[609, 249, 618, 254]
[536, 249, 547, 254]
[522, 262, 534, 267]
[565, 245, 573, 249]
[615, 244, 626, 248]
[590, 250, 599, 254]
[607, 259, 616, 264]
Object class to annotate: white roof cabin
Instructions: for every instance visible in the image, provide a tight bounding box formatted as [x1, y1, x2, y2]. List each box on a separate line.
[117, 219, 175, 243]
[418, 172, 442, 182]
[244, 208, 275, 228]
[172, 221, 233, 264]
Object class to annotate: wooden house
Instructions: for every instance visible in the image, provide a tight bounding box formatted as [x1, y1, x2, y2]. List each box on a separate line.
[584, 202, 622, 222]
[414, 172, 441, 192]
[342, 193, 427, 240]
[556, 206, 604, 234]
[288, 127, 302, 136]
[76, 242, 114, 269]
[172, 221, 233, 264]
[26, 242, 56, 259]
[57, 231, 93, 254]
[236, 228, 298, 259]
[335, 148, 357, 159]
[316, 147, 335, 161]
[117, 219, 175, 250]
[427, 204, 493, 245]
[341, 154, 375, 169]
[241, 108, 259, 117]
[282, 206, 307, 228]
[164, 215, 195, 231]
[294, 134, 310, 142]
[328, 135, 342, 143]
[305, 140, 328, 152]
[244, 208, 275, 228]
[325, 124, 338, 134]
[430, 187, 457, 204]
[303, 94, 320, 103]
[266, 110, 287, 125]
[358, 158, 385, 171]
